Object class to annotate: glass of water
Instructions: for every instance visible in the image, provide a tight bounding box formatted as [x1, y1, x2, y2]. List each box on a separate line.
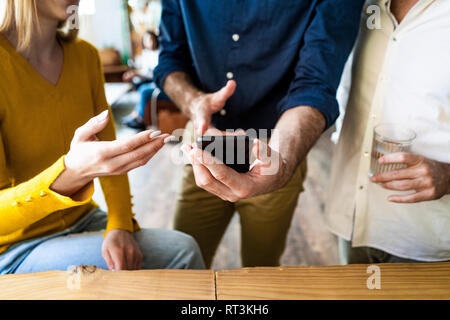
[370, 123, 416, 177]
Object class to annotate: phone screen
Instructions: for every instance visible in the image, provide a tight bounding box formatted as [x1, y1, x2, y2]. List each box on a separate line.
[196, 135, 252, 173]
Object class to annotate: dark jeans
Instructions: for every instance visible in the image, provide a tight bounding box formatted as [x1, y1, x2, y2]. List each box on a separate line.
[135, 82, 170, 118]
[338, 238, 425, 264]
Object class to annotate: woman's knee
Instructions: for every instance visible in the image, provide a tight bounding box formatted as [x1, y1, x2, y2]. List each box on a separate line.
[174, 231, 205, 267]
[136, 229, 205, 269]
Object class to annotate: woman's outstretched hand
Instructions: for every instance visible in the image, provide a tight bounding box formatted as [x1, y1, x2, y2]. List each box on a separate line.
[51, 110, 170, 198]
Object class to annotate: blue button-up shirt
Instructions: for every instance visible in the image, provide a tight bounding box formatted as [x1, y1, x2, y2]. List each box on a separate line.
[154, 0, 364, 131]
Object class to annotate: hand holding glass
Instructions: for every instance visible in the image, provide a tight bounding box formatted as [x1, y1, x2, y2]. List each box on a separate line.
[370, 124, 416, 177]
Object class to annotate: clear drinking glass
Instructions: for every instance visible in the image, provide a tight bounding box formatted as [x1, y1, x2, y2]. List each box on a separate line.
[370, 124, 416, 177]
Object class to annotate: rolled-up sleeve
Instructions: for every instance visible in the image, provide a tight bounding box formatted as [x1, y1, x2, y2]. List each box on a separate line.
[154, 0, 196, 89]
[281, 0, 364, 129]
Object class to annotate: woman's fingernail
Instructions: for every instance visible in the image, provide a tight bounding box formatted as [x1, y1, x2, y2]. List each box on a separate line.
[97, 110, 109, 122]
[149, 130, 162, 139]
[164, 135, 177, 144]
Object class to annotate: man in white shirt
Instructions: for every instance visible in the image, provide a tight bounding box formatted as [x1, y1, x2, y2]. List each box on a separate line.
[326, 0, 450, 263]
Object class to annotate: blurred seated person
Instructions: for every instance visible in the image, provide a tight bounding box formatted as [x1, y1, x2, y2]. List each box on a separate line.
[122, 31, 170, 130]
[123, 30, 159, 84]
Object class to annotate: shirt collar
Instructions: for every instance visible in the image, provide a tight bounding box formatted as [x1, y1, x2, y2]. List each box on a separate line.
[385, 0, 436, 31]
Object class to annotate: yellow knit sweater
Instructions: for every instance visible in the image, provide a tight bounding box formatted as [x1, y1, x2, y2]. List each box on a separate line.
[0, 35, 138, 255]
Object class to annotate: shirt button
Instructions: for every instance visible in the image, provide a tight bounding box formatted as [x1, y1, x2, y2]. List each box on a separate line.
[364, 151, 369, 157]
[12, 201, 21, 207]
[40, 191, 48, 197]
[226, 72, 234, 79]
[25, 197, 33, 202]
[220, 109, 227, 116]
[232, 34, 240, 42]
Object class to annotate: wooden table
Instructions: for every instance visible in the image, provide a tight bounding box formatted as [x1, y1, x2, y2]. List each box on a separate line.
[0, 263, 448, 300]
[0, 266, 215, 300]
[103, 65, 130, 83]
[216, 262, 450, 300]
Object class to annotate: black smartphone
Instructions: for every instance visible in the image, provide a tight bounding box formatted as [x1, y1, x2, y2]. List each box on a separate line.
[196, 135, 253, 173]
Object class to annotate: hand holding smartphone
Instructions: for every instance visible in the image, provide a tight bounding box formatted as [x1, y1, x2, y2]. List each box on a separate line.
[196, 135, 253, 173]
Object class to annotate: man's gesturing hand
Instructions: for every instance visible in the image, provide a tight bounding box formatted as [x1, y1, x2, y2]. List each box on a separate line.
[51, 110, 169, 197]
[371, 153, 450, 203]
[181, 138, 289, 202]
[189, 80, 236, 136]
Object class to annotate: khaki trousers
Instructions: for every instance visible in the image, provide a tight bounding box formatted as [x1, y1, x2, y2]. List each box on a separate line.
[174, 133, 307, 267]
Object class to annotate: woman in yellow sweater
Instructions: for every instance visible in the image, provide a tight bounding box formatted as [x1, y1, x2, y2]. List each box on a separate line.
[0, 0, 204, 274]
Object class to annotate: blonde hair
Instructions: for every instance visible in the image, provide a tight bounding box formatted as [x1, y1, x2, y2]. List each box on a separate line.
[0, 0, 78, 53]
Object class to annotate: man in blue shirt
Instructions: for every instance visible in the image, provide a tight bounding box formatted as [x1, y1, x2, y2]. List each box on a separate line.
[154, 0, 364, 267]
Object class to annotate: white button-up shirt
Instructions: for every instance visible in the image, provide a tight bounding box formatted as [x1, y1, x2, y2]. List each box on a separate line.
[325, 0, 450, 261]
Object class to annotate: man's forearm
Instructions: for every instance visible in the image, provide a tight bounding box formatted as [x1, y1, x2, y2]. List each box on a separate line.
[162, 71, 203, 118]
[271, 106, 326, 179]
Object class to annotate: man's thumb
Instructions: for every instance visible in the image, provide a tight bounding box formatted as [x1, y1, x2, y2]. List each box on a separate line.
[211, 80, 236, 107]
[74, 110, 110, 142]
[194, 117, 209, 137]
